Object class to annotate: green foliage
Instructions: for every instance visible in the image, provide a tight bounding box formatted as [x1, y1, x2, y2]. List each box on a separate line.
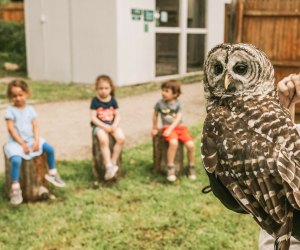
[0, 20, 26, 71]
[0, 124, 259, 249]
[0, 0, 10, 6]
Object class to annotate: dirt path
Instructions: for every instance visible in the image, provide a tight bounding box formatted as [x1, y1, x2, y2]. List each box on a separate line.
[0, 82, 207, 171]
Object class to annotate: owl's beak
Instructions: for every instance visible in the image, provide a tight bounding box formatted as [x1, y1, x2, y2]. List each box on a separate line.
[224, 74, 230, 90]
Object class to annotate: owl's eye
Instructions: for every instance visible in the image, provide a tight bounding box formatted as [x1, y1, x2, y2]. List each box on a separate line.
[214, 63, 223, 75]
[233, 63, 248, 75]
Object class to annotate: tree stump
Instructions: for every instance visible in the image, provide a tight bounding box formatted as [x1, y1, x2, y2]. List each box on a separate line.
[5, 153, 51, 202]
[92, 133, 122, 183]
[152, 130, 185, 175]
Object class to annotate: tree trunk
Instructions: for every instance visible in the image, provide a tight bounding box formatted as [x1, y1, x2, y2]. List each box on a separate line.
[92, 133, 122, 183]
[5, 153, 50, 202]
[152, 131, 185, 175]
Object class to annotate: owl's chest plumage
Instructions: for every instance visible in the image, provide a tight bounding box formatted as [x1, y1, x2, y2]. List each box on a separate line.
[201, 93, 300, 236]
[216, 93, 296, 148]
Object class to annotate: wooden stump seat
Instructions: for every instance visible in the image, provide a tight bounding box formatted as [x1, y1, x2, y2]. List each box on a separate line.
[92, 133, 122, 183]
[5, 153, 51, 202]
[152, 131, 185, 175]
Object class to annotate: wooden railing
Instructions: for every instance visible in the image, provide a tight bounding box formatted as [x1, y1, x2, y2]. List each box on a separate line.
[1, 2, 24, 22]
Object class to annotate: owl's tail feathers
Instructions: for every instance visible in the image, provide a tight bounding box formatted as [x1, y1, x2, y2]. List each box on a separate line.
[274, 209, 293, 250]
[275, 237, 290, 250]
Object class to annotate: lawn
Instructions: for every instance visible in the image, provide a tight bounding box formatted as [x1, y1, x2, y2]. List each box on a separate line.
[0, 73, 203, 105]
[0, 125, 259, 250]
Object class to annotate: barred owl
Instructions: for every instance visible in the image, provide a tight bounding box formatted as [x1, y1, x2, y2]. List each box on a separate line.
[201, 43, 300, 250]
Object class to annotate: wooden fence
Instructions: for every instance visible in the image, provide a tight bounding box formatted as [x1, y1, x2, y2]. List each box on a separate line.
[225, 0, 300, 114]
[0, 2, 24, 22]
[225, 0, 300, 83]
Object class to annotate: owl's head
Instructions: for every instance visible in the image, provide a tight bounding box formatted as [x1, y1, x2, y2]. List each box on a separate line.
[203, 43, 275, 100]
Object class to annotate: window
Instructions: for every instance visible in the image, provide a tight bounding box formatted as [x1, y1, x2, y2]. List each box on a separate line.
[187, 0, 206, 28]
[156, 34, 179, 76]
[155, 0, 207, 76]
[156, 0, 179, 27]
[187, 34, 205, 72]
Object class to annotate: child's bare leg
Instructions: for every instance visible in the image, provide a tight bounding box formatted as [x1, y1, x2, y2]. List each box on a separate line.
[167, 139, 178, 166]
[185, 140, 195, 166]
[185, 140, 196, 180]
[166, 139, 178, 182]
[111, 127, 125, 165]
[96, 129, 111, 167]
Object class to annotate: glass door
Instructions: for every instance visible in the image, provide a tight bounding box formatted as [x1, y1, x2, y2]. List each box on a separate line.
[155, 0, 180, 76]
[155, 0, 207, 77]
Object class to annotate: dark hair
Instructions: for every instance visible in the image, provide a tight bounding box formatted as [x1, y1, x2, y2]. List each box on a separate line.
[7, 79, 29, 99]
[95, 75, 116, 96]
[161, 79, 181, 97]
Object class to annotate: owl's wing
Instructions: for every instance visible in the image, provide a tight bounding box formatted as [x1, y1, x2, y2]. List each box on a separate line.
[237, 97, 300, 210]
[201, 135, 246, 214]
[201, 105, 300, 238]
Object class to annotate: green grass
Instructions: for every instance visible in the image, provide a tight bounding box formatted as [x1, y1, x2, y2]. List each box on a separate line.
[0, 73, 203, 105]
[0, 125, 259, 250]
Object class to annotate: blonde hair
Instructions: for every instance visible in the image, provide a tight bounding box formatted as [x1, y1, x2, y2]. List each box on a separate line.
[95, 75, 116, 96]
[7, 79, 29, 99]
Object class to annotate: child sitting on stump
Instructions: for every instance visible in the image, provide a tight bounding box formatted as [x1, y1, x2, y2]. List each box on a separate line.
[4, 79, 66, 206]
[90, 75, 125, 180]
[151, 80, 196, 182]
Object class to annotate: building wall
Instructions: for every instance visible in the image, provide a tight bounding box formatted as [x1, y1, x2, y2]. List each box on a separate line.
[116, 0, 155, 86]
[24, 1, 45, 80]
[207, 0, 231, 52]
[25, 0, 228, 85]
[70, 0, 118, 84]
[42, 0, 72, 82]
[25, 0, 72, 82]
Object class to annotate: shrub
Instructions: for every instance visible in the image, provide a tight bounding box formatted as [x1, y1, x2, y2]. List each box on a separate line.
[0, 20, 26, 71]
[0, 0, 11, 6]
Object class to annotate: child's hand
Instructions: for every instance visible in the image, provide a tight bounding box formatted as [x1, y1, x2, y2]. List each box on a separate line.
[163, 128, 172, 137]
[151, 128, 158, 137]
[33, 140, 39, 152]
[21, 143, 30, 154]
[104, 125, 113, 133]
[111, 124, 117, 133]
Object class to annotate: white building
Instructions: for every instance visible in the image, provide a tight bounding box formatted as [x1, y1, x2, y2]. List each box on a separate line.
[25, 0, 229, 86]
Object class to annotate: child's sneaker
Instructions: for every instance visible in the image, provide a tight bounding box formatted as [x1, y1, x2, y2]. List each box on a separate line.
[10, 187, 23, 206]
[188, 166, 197, 180]
[104, 164, 119, 180]
[167, 165, 176, 182]
[45, 173, 66, 187]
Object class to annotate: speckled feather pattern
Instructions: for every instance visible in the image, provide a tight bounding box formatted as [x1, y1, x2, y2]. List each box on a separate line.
[201, 43, 300, 250]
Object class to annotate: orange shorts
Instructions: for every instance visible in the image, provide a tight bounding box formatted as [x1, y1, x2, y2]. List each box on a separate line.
[162, 126, 193, 143]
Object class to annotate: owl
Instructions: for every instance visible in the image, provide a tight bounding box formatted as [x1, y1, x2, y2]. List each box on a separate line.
[201, 43, 300, 250]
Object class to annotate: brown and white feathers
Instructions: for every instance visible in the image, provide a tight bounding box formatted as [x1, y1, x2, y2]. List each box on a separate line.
[201, 43, 300, 250]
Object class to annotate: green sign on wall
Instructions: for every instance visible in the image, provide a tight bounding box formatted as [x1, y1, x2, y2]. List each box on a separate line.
[131, 9, 154, 22]
[144, 10, 154, 22]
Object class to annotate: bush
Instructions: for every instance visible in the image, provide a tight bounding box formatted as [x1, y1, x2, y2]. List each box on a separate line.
[0, 20, 26, 71]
